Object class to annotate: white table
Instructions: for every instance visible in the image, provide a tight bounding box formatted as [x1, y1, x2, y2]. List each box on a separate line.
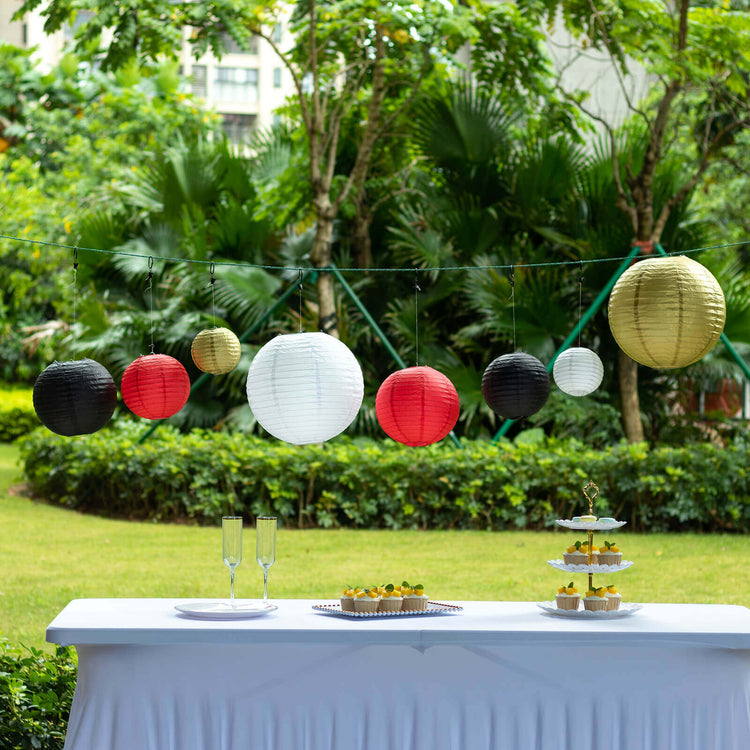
[48, 599, 750, 750]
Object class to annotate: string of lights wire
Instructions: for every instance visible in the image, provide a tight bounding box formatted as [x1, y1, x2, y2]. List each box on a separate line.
[2, 233, 748, 273]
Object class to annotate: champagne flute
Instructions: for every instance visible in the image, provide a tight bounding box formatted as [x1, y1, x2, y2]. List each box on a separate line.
[256, 516, 277, 604]
[222, 516, 243, 607]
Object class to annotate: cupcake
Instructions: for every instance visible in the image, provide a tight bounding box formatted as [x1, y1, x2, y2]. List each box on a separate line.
[563, 540, 597, 565]
[354, 588, 381, 613]
[340, 587, 358, 612]
[401, 582, 429, 611]
[605, 584, 622, 611]
[583, 587, 607, 611]
[579, 514, 597, 523]
[555, 582, 580, 611]
[378, 584, 403, 612]
[598, 540, 622, 567]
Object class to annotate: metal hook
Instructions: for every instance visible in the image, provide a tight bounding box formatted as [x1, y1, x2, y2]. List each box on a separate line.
[298, 268, 304, 291]
[414, 268, 421, 293]
[73, 246, 78, 271]
[209, 262, 216, 285]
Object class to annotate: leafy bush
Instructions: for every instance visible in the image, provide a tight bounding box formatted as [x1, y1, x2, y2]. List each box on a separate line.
[0, 640, 76, 750]
[0, 385, 38, 442]
[18, 422, 750, 532]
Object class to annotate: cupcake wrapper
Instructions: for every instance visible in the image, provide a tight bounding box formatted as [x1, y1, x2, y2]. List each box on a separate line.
[555, 595, 580, 611]
[583, 598, 607, 611]
[354, 599, 380, 612]
[378, 599, 403, 612]
[401, 599, 428, 611]
[340, 598, 355, 612]
[606, 597, 621, 611]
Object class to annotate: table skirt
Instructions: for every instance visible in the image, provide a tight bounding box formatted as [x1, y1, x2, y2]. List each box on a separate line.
[64, 642, 750, 750]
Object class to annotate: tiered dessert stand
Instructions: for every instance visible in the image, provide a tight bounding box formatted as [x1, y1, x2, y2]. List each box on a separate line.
[540, 480, 641, 618]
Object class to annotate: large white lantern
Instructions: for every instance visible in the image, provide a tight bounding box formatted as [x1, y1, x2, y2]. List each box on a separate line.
[246, 332, 364, 445]
[553, 347, 604, 397]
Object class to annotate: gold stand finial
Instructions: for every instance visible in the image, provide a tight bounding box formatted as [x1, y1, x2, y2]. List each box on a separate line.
[582, 480, 599, 515]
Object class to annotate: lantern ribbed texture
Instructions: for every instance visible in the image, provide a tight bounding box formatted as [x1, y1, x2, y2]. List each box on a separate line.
[481, 352, 550, 419]
[553, 347, 604, 397]
[608, 256, 726, 369]
[33, 359, 117, 436]
[246, 332, 364, 445]
[375, 366, 460, 447]
[191, 327, 242, 375]
[121, 353, 191, 419]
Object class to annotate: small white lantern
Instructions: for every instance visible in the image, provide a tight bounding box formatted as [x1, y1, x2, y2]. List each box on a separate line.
[553, 347, 604, 397]
[246, 332, 364, 445]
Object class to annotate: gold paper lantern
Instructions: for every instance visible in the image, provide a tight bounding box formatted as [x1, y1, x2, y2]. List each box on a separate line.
[608, 256, 725, 369]
[191, 327, 242, 374]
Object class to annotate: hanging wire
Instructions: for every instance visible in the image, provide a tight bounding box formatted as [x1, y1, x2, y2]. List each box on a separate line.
[577, 260, 584, 348]
[297, 268, 304, 333]
[209, 262, 217, 329]
[1, 232, 746, 273]
[71, 247, 79, 358]
[509, 268, 516, 351]
[414, 268, 421, 366]
[146, 256, 155, 354]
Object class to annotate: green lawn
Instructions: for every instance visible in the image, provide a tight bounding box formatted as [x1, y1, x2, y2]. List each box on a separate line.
[1, 442, 748, 651]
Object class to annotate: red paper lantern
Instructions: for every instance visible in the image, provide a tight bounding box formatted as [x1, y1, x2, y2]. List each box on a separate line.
[375, 366, 460, 447]
[121, 354, 190, 420]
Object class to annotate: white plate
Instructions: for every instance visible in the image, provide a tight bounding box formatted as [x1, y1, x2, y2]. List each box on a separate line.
[175, 601, 279, 620]
[312, 602, 463, 618]
[556, 519, 627, 531]
[537, 601, 642, 619]
[547, 559, 634, 573]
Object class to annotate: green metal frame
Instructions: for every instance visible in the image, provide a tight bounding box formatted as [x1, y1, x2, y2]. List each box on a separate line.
[493, 243, 750, 441]
[139, 264, 462, 448]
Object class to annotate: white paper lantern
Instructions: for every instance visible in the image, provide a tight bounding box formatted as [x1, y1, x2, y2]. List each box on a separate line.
[553, 347, 604, 397]
[246, 332, 364, 445]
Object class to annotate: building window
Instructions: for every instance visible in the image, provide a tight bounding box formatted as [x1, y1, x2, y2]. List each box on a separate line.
[273, 68, 282, 88]
[220, 32, 258, 55]
[214, 67, 258, 103]
[272, 23, 282, 44]
[221, 113, 258, 145]
[191, 66, 207, 98]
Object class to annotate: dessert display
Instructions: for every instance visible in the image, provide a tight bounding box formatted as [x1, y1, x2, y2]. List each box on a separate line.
[315, 582, 462, 618]
[543, 480, 637, 618]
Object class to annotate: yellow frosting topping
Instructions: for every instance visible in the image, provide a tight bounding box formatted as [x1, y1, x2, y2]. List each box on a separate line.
[586, 587, 606, 598]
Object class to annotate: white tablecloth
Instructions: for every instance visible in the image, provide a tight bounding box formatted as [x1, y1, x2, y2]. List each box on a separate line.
[48, 599, 750, 750]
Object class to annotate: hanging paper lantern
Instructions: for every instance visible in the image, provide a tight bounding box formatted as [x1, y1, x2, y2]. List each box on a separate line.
[553, 347, 604, 397]
[191, 327, 242, 375]
[375, 366, 460, 447]
[121, 353, 190, 420]
[608, 256, 725, 369]
[482, 352, 550, 419]
[246, 332, 363, 445]
[33, 359, 117, 436]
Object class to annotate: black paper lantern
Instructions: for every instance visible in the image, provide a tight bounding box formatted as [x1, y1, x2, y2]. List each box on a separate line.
[481, 352, 550, 419]
[33, 359, 117, 436]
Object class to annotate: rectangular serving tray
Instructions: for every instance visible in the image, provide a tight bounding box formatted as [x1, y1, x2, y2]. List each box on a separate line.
[312, 601, 463, 618]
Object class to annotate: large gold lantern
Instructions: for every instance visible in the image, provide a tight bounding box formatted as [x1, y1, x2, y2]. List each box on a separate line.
[608, 256, 725, 369]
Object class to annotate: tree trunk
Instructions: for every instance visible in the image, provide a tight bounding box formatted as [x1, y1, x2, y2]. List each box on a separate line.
[618, 349, 644, 442]
[351, 201, 373, 269]
[310, 214, 339, 338]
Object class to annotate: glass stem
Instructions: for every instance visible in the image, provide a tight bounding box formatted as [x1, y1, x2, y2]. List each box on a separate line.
[230, 566, 236, 607]
[263, 566, 269, 604]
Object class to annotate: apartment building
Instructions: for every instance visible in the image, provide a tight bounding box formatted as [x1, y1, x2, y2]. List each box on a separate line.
[0, 0, 294, 144]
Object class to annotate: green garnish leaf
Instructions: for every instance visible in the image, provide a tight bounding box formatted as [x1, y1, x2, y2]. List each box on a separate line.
[415, 583, 423, 589]
[402, 580, 410, 587]
[567, 581, 574, 588]
[385, 583, 394, 592]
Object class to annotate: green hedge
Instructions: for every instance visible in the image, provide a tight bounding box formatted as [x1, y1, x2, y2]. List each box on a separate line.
[0, 640, 75, 750]
[0, 385, 37, 442]
[17, 422, 750, 532]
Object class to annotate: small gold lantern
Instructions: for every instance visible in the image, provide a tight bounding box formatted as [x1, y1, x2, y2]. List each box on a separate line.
[191, 327, 242, 375]
[608, 256, 725, 369]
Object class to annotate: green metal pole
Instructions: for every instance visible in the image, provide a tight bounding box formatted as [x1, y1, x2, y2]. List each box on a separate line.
[327, 264, 462, 448]
[137, 268, 317, 444]
[493, 245, 645, 441]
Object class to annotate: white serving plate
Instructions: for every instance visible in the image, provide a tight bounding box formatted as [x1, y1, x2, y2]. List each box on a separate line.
[547, 559, 634, 574]
[556, 519, 627, 531]
[312, 602, 463, 618]
[537, 601, 642, 619]
[175, 601, 279, 620]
